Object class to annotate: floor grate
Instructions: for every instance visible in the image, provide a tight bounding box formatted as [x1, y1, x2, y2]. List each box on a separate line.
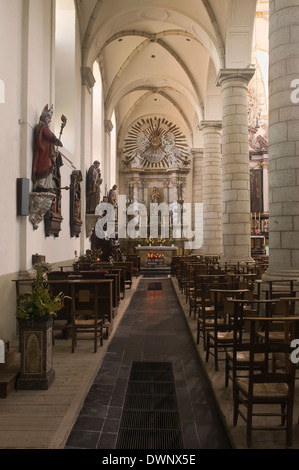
[123, 394, 178, 411]
[116, 362, 184, 449]
[119, 410, 181, 429]
[116, 429, 183, 449]
[129, 370, 173, 382]
[131, 362, 172, 371]
[126, 382, 176, 395]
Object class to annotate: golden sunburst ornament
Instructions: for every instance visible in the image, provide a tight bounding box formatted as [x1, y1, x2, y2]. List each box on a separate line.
[123, 117, 189, 168]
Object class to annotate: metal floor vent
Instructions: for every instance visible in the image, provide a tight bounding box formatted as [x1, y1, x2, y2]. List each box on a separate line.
[116, 362, 184, 449]
[147, 282, 163, 291]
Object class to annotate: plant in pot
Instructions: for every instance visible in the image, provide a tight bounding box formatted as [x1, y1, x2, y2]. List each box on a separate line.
[16, 265, 69, 390]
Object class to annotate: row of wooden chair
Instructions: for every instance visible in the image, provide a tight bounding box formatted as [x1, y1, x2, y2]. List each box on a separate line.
[172, 255, 299, 447]
[228, 304, 299, 448]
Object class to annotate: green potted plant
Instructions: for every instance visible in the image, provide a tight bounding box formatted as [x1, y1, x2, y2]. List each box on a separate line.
[16, 265, 69, 390]
[17, 266, 66, 322]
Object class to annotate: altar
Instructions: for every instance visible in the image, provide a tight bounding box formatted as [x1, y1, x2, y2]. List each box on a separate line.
[135, 245, 178, 267]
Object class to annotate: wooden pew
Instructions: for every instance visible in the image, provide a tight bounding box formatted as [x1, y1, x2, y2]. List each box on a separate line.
[93, 263, 125, 299]
[15, 277, 114, 340]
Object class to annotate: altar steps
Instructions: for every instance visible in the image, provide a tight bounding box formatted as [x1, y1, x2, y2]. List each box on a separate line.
[141, 265, 171, 276]
[0, 340, 20, 398]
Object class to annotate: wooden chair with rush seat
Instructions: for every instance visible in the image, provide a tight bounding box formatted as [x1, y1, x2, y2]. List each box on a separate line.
[71, 281, 103, 353]
[205, 288, 250, 371]
[224, 298, 269, 388]
[196, 279, 229, 350]
[233, 316, 299, 448]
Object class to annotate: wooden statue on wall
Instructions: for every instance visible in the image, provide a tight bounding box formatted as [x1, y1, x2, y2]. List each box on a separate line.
[29, 104, 66, 233]
[44, 152, 64, 237]
[86, 160, 102, 214]
[35, 109, 67, 237]
[70, 170, 83, 237]
[32, 104, 63, 193]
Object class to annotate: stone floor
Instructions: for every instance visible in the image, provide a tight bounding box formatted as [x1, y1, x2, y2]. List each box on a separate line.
[64, 276, 232, 449]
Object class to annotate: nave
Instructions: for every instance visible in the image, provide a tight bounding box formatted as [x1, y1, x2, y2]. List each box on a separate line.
[64, 276, 231, 450]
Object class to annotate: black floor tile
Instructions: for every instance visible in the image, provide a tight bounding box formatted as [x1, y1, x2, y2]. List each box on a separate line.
[97, 433, 118, 449]
[72, 416, 105, 432]
[102, 418, 121, 433]
[106, 406, 123, 420]
[79, 403, 109, 419]
[65, 429, 100, 448]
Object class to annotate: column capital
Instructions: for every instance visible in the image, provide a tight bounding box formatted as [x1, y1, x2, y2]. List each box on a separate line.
[216, 68, 255, 87]
[104, 119, 114, 133]
[199, 120, 222, 131]
[261, 160, 268, 169]
[81, 66, 96, 92]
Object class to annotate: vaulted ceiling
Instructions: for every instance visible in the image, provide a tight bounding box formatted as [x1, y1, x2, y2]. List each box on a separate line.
[74, 0, 263, 149]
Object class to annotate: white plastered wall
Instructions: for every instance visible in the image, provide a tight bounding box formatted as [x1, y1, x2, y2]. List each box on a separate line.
[0, 0, 23, 340]
[0, 0, 84, 340]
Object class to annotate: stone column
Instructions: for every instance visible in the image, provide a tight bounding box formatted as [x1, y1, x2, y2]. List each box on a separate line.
[200, 122, 223, 257]
[104, 119, 113, 187]
[262, 160, 269, 214]
[169, 174, 179, 203]
[263, 0, 299, 280]
[82, 66, 96, 247]
[132, 175, 140, 201]
[191, 148, 203, 255]
[217, 68, 255, 264]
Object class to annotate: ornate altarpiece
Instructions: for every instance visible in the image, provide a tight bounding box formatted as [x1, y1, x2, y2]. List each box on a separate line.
[120, 117, 191, 218]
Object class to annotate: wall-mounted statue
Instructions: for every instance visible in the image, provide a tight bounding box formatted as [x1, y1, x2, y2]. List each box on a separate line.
[43, 151, 64, 236]
[151, 186, 160, 203]
[108, 184, 118, 208]
[108, 184, 118, 221]
[32, 104, 63, 193]
[70, 170, 83, 237]
[86, 160, 102, 214]
[30, 105, 66, 235]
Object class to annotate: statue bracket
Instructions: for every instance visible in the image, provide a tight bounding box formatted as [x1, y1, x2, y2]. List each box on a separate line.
[29, 192, 56, 230]
[85, 214, 102, 238]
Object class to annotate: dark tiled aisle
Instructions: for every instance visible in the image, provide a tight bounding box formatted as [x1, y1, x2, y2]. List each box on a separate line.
[65, 277, 232, 449]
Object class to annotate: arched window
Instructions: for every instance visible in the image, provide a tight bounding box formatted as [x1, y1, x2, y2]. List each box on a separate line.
[92, 61, 103, 167]
[55, 0, 76, 154]
[110, 111, 116, 189]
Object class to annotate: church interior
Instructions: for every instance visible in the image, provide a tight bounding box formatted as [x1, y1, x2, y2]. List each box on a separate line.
[1, 0, 299, 451]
